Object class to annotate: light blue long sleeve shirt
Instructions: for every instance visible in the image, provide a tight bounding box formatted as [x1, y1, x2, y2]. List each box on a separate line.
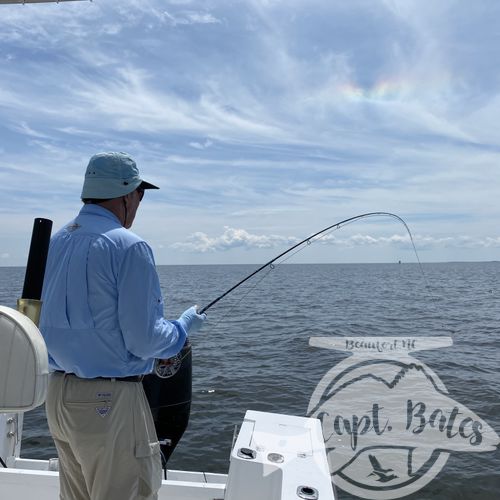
[39, 204, 187, 378]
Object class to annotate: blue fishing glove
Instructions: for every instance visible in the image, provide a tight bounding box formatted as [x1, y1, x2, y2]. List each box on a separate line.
[177, 305, 206, 335]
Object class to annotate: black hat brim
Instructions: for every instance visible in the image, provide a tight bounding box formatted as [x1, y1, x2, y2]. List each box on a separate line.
[139, 180, 160, 190]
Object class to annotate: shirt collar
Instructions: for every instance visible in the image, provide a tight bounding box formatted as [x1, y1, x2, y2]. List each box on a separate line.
[79, 204, 122, 226]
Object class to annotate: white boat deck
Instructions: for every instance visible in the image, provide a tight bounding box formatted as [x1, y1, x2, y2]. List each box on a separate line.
[0, 465, 227, 500]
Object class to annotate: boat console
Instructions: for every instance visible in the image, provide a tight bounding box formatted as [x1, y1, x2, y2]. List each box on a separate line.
[226, 410, 335, 500]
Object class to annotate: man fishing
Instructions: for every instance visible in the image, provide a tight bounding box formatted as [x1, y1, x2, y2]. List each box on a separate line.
[39, 152, 206, 500]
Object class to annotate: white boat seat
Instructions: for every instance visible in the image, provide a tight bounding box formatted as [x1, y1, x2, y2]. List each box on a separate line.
[0, 306, 48, 412]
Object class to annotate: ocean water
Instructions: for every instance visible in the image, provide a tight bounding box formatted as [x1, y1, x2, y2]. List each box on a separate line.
[0, 262, 499, 499]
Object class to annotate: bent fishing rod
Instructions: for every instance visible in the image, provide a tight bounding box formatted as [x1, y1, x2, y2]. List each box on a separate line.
[199, 211, 419, 315]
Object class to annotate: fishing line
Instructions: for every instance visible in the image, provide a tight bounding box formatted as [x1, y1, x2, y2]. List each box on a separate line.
[207, 264, 275, 329]
[199, 211, 430, 315]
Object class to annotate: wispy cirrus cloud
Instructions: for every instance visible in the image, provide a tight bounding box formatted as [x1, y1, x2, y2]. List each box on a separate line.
[162, 10, 221, 26]
[189, 139, 213, 150]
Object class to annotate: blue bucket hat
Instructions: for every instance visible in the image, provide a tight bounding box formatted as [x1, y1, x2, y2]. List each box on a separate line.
[81, 152, 159, 200]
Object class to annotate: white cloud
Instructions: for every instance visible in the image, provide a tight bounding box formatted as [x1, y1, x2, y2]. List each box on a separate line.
[172, 228, 500, 254]
[189, 139, 213, 149]
[162, 9, 221, 26]
[52, 66, 284, 141]
[8, 121, 50, 139]
[171, 226, 299, 252]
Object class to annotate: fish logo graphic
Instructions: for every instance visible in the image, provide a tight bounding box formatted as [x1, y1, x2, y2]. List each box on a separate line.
[307, 337, 499, 499]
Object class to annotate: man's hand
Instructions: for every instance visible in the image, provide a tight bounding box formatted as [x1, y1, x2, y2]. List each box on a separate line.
[177, 305, 206, 335]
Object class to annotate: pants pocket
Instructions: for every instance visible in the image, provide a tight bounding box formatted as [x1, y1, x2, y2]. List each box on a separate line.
[135, 441, 162, 499]
[133, 386, 162, 498]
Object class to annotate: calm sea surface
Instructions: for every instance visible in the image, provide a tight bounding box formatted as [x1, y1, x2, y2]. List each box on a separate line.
[0, 263, 499, 499]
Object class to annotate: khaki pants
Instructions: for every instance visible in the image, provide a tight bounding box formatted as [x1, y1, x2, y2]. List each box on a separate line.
[46, 372, 162, 500]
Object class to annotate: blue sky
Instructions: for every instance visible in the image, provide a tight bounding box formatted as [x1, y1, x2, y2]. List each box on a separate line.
[1, 0, 499, 265]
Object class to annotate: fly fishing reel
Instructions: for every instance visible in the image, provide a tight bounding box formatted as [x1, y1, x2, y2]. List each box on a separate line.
[154, 353, 183, 379]
[153, 339, 192, 379]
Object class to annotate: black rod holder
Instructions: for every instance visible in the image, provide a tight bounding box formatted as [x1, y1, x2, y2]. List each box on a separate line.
[21, 218, 53, 300]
